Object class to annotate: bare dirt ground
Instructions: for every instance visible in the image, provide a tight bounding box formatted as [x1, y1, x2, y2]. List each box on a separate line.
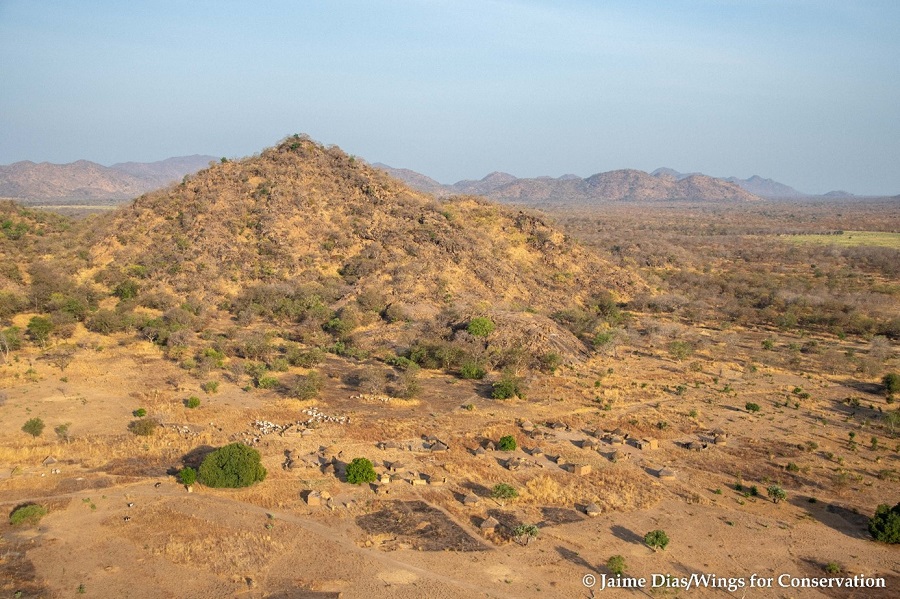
[1, 321, 898, 598]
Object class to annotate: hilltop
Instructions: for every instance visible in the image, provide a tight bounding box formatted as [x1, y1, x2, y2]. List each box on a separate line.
[61, 135, 639, 370]
[0, 155, 216, 203]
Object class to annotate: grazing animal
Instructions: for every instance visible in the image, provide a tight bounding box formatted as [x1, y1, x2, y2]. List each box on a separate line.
[154, 482, 161, 488]
[123, 516, 131, 522]
[127, 502, 134, 508]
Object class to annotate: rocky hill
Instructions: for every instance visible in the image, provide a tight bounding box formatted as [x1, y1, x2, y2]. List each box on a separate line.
[724, 174, 805, 198]
[376, 165, 761, 204]
[80, 136, 639, 365]
[0, 155, 216, 203]
[653, 168, 806, 198]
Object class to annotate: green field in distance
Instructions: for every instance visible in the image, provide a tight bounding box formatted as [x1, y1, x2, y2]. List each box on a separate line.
[782, 230, 900, 249]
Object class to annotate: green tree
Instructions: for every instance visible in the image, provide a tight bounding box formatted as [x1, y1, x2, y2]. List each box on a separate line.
[767, 484, 787, 504]
[198, 443, 267, 488]
[22, 417, 45, 437]
[868, 502, 900, 544]
[498, 435, 517, 451]
[467, 317, 495, 338]
[0, 326, 23, 362]
[644, 529, 670, 551]
[27, 316, 53, 347]
[607, 555, 627, 576]
[185, 396, 201, 408]
[345, 457, 376, 484]
[745, 402, 761, 413]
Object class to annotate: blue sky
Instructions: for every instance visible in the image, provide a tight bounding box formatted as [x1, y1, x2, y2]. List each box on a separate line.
[1, 0, 898, 194]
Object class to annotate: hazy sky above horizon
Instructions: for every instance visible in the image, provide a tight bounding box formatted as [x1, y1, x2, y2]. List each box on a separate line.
[1, 1, 898, 195]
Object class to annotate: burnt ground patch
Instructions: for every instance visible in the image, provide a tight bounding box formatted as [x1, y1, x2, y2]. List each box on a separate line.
[539, 506, 584, 526]
[356, 500, 486, 552]
[0, 535, 49, 598]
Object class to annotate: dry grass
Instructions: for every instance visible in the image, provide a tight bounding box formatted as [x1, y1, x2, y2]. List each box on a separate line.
[119, 501, 287, 574]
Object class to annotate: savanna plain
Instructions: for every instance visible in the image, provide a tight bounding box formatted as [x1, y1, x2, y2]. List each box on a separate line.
[0, 138, 898, 598]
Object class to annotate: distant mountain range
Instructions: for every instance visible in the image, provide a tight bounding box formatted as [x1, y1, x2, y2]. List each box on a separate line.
[1, 153, 872, 205]
[0, 155, 217, 202]
[376, 164, 875, 203]
[648, 168, 806, 198]
[376, 164, 762, 204]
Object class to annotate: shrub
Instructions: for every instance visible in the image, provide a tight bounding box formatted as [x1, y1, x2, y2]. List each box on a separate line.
[386, 354, 418, 371]
[178, 466, 197, 486]
[668, 340, 693, 361]
[491, 483, 518, 501]
[113, 279, 139, 300]
[85, 309, 130, 334]
[884, 373, 900, 396]
[22, 417, 45, 437]
[868, 502, 900, 543]
[539, 352, 563, 374]
[257, 376, 279, 389]
[644, 529, 669, 551]
[459, 360, 486, 380]
[466, 317, 495, 338]
[291, 371, 322, 400]
[345, 457, 376, 484]
[201, 380, 219, 394]
[767, 484, 787, 503]
[607, 555, 627, 576]
[198, 443, 267, 488]
[824, 562, 841, 574]
[185, 396, 201, 408]
[745, 402, 761, 413]
[54, 422, 71, 442]
[128, 418, 158, 436]
[492, 373, 526, 399]
[498, 435, 517, 451]
[9, 503, 47, 526]
[512, 523, 539, 545]
[132, 408, 147, 417]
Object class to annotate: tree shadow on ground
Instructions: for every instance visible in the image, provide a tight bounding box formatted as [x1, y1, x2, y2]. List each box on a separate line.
[841, 380, 884, 396]
[791, 496, 870, 540]
[556, 545, 599, 574]
[610, 525, 644, 545]
[180, 445, 216, 470]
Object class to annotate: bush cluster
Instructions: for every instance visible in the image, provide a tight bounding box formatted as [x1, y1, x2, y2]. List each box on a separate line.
[198, 443, 267, 488]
